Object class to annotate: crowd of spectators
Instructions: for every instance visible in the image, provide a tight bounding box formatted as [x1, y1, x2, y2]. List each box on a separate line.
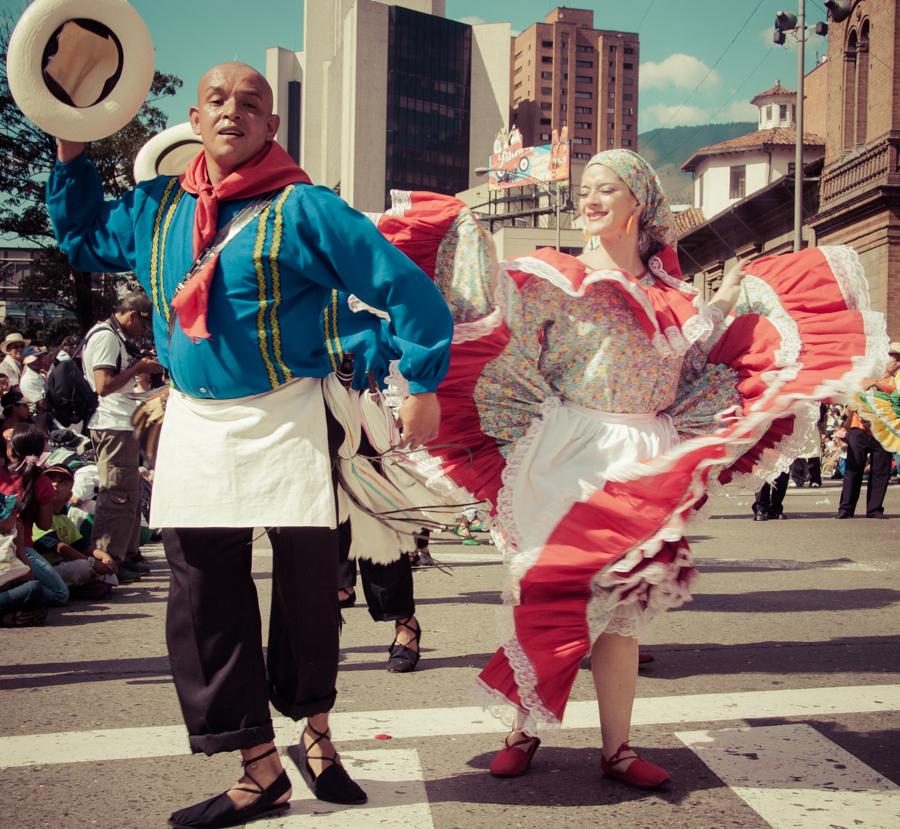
[0, 292, 161, 627]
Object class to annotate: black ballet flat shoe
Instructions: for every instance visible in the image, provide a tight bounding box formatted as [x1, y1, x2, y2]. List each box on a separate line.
[287, 724, 367, 805]
[387, 616, 421, 673]
[338, 587, 356, 609]
[168, 746, 291, 828]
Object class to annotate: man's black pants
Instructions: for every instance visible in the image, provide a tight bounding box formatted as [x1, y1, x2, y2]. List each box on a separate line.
[163, 525, 341, 755]
[838, 427, 893, 517]
[337, 521, 415, 622]
[753, 471, 789, 517]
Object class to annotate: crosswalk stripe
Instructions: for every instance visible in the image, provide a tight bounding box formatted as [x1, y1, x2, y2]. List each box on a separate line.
[1, 684, 898, 769]
[275, 749, 433, 828]
[676, 724, 900, 829]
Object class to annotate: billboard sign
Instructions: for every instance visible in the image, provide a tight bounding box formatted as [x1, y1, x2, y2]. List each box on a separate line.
[487, 126, 570, 190]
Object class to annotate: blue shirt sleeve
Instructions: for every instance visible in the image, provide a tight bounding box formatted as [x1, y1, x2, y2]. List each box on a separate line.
[294, 186, 453, 394]
[45, 154, 139, 276]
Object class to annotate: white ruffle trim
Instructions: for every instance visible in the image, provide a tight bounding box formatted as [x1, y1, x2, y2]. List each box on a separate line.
[500, 256, 720, 359]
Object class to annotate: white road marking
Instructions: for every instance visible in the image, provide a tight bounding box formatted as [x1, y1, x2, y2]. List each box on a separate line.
[272, 749, 433, 828]
[676, 724, 900, 829]
[1, 684, 898, 769]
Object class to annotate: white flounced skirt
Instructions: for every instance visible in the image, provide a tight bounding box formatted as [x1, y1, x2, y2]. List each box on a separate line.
[149, 377, 336, 529]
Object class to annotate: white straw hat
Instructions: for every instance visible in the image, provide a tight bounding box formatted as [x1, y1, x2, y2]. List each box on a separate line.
[7, 0, 154, 142]
[133, 122, 203, 183]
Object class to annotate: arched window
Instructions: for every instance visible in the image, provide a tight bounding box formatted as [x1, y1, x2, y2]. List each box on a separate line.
[842, 29, 857, 150]
[855, 20, 870, 146]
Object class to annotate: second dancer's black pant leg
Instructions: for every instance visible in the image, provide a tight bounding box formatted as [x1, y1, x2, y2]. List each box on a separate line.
[164, 526, 274, 755]
[266, 526, 341, 718]
[337, 521, 357, 591]
[358, 555, 415, 622]
[839, 429, 868, 515]
[866, 441, 893, 516]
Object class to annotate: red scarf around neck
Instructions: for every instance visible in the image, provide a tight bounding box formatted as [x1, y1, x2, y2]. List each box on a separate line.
[172, 141, 313, 340]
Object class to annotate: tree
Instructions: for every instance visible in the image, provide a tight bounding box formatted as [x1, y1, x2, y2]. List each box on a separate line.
[0, 10, 182, 334]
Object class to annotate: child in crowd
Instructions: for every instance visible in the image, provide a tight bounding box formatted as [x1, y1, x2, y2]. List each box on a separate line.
[32, 463, 117, 599]
[0, 492, 46, 626]
[0, 423, 69, 607]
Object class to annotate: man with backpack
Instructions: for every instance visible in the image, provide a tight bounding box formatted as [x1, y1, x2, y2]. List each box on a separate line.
[80, 293, 161, 583]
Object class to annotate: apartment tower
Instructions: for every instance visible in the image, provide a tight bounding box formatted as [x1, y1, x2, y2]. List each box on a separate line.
[510, 7, 639, 161]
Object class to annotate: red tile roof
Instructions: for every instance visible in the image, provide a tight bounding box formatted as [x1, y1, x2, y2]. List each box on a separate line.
[750, 80, 796, 105]
[672, 207, 706, 239]
[681, 128, 825, 171]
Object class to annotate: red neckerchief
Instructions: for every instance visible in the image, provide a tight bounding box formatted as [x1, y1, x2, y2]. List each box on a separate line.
[172, 141, 312, 340]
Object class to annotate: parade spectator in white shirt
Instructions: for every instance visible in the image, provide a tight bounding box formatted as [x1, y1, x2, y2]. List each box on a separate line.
[0, 333, 29, 386]
[19, 347, 49, 405]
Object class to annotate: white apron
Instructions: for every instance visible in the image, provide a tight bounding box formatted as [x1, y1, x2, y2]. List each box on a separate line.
[149, 378, 336, 529]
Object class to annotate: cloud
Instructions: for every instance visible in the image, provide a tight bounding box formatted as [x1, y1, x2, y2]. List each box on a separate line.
[458, 16, 487, 25]
[640, 54, 719, 92]
[642, 103, 711, 128]
[718, 100, 759, 122]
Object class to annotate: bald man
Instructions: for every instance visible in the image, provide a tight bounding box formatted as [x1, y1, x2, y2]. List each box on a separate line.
[47, 62, 452, 828]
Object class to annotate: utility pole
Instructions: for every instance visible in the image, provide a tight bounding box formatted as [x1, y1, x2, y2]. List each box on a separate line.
[793, 0, 806, 252]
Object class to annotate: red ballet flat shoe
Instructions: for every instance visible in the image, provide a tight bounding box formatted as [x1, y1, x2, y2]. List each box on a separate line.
[600, 741, 670, 790]
[488, 734, 541, 778]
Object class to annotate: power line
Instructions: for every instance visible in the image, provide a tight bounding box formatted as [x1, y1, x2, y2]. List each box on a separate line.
[654, 0, 767, 132]
[634, 0, 657, 34]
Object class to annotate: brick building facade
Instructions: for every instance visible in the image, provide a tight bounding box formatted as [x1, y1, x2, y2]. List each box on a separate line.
[510, 7, 638, 161]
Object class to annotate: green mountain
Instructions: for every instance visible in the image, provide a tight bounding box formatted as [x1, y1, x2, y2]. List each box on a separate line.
[638, 122, 756, 205]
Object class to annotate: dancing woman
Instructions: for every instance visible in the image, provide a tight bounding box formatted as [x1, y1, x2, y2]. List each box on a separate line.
[371, 149, 887, 790]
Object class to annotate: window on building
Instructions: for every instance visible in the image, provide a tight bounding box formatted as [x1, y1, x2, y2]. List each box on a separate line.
[542, 40, 553, 47]
[624, 46, 635, 54]
[609, 91, 616, 99]
[787, 162, 796, 175]
[514, 65, 522, 75]
[541, 56, 553, 64]
[575, 105, 592, 114]
[608, 60, 615, 68]
[540, 132, 551, 141]
[623, 93, 633, 101]
[623, 77, 633, 86]
[540, 101, 552, 110]
[729, 165, 746, 199]
[541, 71, 553, 79]
[561, 88, 568, 95]
[608, 121, 615, 130]
[573, 151, 591, 159]
[609, 46, 617, 53]
[576, 60, 593, 68]
[623, 139, 632, 147]
[560, 104, 568, 111]
[514, 51, 523, 60]
[541, 86, 552, 95]
[607, 137, 615, 146]
[561, 72, 568, 80]
[624, 62, 633, 70]
[576, 91, 593, 99]
[577, 44, 593, 53]
[607, 107, 615, 114]
[624, 123, 632, 131]
[623, 107, 633, 115]
[697, 173, 704, 208]
[576, 75, 592, 83]
[779, 104, 787, 120]
[766, 104, 772, 120]
[609, 76, 616, 84]
[575, 120, 592, 129]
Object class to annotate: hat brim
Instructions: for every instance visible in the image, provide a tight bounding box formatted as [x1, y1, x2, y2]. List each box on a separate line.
[8, 0, 154, 142]
[133, 121, 203, 183]
[1, 337, 31, 354]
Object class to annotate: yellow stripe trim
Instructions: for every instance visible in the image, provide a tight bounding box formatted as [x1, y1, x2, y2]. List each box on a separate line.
[253, 206, 280, 389]
[323, 299, 339, 372]
[330, 288, 344, 363]
[267, 187, 294, 383]
[148, 178, 179, 318]
[157, 190, 185, 323]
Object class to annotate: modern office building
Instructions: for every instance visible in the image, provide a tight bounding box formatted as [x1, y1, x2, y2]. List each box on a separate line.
[510, 7, 639, 161]
[266, 0, 510, 212]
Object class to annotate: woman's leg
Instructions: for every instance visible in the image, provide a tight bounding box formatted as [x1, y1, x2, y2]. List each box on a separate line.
[591, 632, 639, 763]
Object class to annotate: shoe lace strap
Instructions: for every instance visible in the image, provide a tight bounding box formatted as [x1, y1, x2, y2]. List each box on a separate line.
[238, 745, 279, 793]
[304, 724, 337, 766]
[605, 741, 636, 768]
[393, 616, 420, 645]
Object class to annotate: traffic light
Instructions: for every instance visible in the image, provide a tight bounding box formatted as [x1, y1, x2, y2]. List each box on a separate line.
[775, 10, 799, 31]
[824, 0, 852, 23]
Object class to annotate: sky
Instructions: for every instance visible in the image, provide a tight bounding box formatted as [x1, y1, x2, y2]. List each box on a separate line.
[2, 0, 833, 133]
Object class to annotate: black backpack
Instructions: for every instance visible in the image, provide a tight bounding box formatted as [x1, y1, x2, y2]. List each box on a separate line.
[44, 324, 121, 427]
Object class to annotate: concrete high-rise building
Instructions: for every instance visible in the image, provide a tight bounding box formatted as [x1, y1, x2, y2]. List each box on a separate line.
[266, 1, 510, 212]
[510, 7, 639, 161]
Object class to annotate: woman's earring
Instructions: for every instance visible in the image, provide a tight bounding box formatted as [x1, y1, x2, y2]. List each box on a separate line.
[625, 214, 635, 234]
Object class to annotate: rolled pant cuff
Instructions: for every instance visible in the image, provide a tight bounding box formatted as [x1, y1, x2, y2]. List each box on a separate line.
[269, 686, 337, 721]
[188, 721, 275, 756]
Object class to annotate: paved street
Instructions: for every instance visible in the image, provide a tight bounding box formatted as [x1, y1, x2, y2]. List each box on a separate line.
[1, 480, 899, 829]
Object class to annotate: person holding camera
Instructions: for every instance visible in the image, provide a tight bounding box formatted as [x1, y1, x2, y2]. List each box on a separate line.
[82, 292, 162, 583]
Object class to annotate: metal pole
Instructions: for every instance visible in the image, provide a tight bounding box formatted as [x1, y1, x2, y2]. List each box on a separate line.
[555, 181, 561, 251]
[794, 0, 805, 252]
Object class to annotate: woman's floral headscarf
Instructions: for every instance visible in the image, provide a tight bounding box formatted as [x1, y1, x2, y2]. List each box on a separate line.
[583, 149, 674, 249]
